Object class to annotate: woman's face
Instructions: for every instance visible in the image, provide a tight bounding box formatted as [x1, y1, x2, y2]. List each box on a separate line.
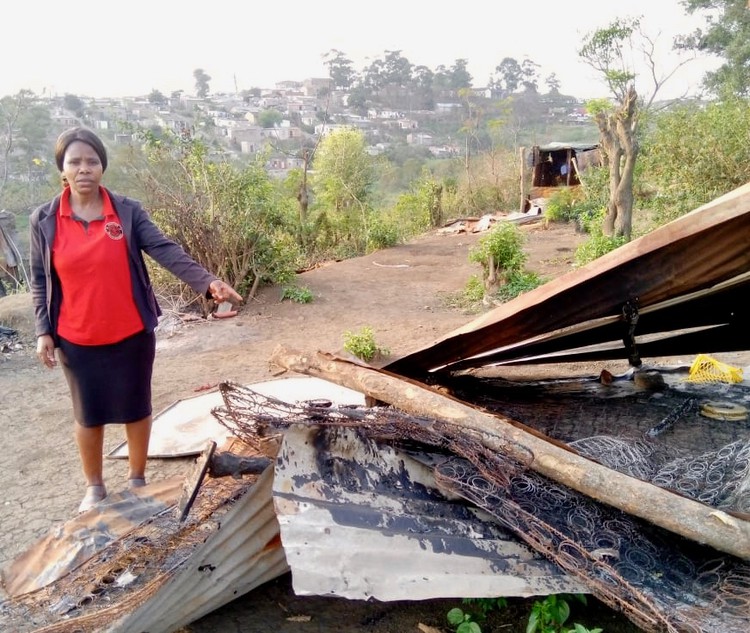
[61, 141, 103, 195]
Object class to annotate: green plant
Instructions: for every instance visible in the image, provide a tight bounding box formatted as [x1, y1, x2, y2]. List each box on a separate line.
[495, 270, 545, 302]
[527, 594, 571, 633]
[463, 274, 485, 304]
[565, 625, 603, 633]
[462, 597, 508, 620]
[469, 222, 527, 283]
[543, 188, 580, 223]
[574, 231, 627, 267]
[365, 215, 400, 252]
[342, 326, 390, 362]
[447, 607, 482, 633]
[441, 274, 486, 313]
[280, 285, 313, 303]
[527, 594, 596, 633]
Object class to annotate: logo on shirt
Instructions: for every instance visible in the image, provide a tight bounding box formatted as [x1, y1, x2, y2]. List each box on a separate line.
[105, 222, 124, 240]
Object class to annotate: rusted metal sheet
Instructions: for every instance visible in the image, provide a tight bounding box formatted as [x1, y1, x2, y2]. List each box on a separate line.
[274, 425, 585, 600]
[1, 478, 184, 597]
[102, 466, 287, 633]
[0, 466, 287, 633]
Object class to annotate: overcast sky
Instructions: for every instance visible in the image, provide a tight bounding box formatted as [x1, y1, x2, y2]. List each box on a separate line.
[2, 0, 719, 100]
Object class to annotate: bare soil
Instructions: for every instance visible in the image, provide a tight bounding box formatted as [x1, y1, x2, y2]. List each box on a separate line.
[0, 221, 648, 632]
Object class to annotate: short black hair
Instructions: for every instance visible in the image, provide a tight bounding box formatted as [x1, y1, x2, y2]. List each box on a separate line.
[54, 127, 108, 172]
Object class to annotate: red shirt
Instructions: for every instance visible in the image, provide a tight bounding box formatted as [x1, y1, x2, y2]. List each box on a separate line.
[53, 186, 144, 345]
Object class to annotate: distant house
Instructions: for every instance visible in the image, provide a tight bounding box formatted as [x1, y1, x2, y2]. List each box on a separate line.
[407, 132, 432, 146]
[313, 123, 356, 137]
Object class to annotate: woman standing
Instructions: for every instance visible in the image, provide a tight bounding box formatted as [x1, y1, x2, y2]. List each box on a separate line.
[30, 127, 242, 513]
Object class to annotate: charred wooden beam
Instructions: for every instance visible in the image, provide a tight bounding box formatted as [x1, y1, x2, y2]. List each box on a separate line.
[209, 452, 272, 478]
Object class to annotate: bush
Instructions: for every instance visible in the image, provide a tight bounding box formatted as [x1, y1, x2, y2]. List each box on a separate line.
[495, 270, 545, 302]
[280, 285, 313, 303]
[342, 326, 390, 362]
[574, 212, 627, 266]
[366, 215, 401, 252]
[468, 222, 527, 283]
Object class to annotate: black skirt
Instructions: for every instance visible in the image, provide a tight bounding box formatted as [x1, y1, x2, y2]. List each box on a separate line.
[58, 330, 156, 427]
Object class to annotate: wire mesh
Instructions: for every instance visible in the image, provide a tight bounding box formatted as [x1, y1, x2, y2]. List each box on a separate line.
[213, 381, 750, 633]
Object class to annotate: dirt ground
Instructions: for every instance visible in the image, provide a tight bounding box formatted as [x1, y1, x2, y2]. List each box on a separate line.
[0, 220, 653, 632]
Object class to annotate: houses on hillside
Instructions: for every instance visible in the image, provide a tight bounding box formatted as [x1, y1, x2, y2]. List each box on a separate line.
[22, 78, 595, 182]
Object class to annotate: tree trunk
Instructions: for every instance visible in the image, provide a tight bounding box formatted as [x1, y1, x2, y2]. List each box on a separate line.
[268, 345, 750, 561]
[595, 84, 639, 240]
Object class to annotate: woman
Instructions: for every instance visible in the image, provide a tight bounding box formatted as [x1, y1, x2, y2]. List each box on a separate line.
[30, 127, 242, 513]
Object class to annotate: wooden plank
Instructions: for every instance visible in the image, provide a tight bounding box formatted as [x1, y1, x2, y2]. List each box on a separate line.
[179, 440, 217, 522]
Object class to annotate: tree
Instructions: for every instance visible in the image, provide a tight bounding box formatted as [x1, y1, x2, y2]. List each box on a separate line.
[0, 92, 28, 198]
[521, 58, 540, 92]
[193, 68, 211, 98]
[678, 0, 750, 97]
[148, 90, 167, 106]
[579, 16, 693, 239]
[490, 57, 524, 98]
[447, 58, 473, 90]
[0, 90, 53, 207]
[641, 97, 750, 221]
[412, 65, 436, 110]
[63, 93, 85, 117]
[323, 49, 357, 90]
[136, 131, 297, 302]
[257, 109, 282, 128]
[311, 129, 374, 251]
[545, 73, 562, 94]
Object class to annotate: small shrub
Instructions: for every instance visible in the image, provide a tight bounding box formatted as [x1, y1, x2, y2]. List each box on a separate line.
[527, 594, 598, 633]
[495, 270, 545, 302]
[544, 188, 579, 223]
[574, 232, 627, 267]
[366, 216, 400, 252]
[342, 326, 390, 362]
[280, 285, 313, 303]
[441, 275, 485, 313]
[469, 222, 527, 282]
[527, 594, 572, 633]
[463, 275, 485, 304]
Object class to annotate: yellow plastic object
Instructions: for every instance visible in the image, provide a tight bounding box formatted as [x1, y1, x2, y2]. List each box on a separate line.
[686, 354, 744, 384]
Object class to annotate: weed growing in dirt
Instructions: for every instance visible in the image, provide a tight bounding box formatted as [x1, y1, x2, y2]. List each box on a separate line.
[342, 326, 390, 362]
[446, 594, 604, 633]
[281, 285, 313, 303]
[444, 268, 544, 314]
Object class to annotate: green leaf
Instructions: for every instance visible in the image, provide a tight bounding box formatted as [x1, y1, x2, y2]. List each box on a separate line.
[447, 608, 466, 625]
[527, 611, 539, 633]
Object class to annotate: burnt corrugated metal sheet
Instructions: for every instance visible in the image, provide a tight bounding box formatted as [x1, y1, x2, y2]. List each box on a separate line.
[273, 426, 584, 600]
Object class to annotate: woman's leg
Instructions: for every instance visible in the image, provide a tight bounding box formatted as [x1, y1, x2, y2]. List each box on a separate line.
[125, 415, 152, 482]
[74, 422, 105, 486]
[75, 422, 107, 512]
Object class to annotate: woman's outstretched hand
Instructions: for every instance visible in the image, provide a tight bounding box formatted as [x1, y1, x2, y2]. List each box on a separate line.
[209, 280, 243, 305]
